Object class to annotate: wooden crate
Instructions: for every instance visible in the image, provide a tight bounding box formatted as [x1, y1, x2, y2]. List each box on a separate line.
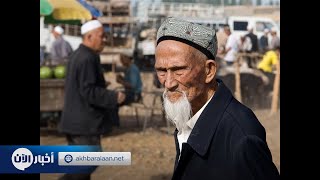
[40, 79, 65, 112]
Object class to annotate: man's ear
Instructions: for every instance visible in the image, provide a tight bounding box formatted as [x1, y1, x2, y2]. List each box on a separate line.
[83, 33, 90, 42]
[205, 60, 217, 83]
[87, 34, 92, 41]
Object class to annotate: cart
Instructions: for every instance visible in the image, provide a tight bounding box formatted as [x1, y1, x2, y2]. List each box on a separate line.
[40, 79, 65, 130]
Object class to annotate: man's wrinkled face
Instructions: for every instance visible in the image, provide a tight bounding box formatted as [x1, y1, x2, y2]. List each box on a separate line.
[91, 27, 105, 53]
[155, 40, 207, 105]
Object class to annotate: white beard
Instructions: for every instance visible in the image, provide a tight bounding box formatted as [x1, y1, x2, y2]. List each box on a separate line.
[163, 90, 192, 132]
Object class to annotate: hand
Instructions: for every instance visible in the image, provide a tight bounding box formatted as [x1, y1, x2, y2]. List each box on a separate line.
[117, 91, 126, 104]
[116, 74, 124, 84]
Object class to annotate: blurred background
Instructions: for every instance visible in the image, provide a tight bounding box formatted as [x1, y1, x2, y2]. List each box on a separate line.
[40, 0, 280, 179]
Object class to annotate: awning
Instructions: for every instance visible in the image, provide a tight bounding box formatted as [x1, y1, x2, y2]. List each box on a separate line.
[77, 0, 103, 18]
[40, 0, 53, 16]
[40, 0, 92, 21]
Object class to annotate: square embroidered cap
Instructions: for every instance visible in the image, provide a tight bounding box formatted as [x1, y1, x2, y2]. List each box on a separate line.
[156, 17, 218, 60]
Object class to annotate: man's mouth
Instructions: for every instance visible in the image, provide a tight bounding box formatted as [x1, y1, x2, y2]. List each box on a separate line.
[165, 91, 184, 102]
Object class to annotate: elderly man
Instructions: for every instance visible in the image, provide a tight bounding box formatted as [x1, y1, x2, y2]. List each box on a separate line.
[58, 20, 125, 180]
[50, 26, 73, 65]
[269, 27, 280, 50]
[155, 17, 280, 180]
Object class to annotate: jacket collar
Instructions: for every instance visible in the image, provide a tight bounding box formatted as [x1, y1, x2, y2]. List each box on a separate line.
[79, 44, 98, 55]
[182, 79, 233, 156]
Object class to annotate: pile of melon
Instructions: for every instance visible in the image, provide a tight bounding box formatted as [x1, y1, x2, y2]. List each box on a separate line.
[40, 65, 66, 79]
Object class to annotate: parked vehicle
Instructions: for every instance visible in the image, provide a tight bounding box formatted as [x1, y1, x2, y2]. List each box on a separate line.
[184, 16, 280, 39]
[227, 16, 280, 39]
[181, 17, 227, 32]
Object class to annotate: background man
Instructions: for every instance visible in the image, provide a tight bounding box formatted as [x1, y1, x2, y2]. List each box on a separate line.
[50, 26, 73, 65]
[58, 20, 126, 180]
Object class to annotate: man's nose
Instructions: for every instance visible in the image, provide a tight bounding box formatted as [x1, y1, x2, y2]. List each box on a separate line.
[164, 72, 178, 90]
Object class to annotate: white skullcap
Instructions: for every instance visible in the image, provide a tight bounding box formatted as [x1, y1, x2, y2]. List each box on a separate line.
[54, 26, 64, 35]
[271, 27, 277, 32]
[81, 20, 103, 35]
[247, 24, 254, 31]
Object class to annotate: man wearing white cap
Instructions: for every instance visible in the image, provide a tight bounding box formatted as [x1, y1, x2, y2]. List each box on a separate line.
[58, 20, 126, 180]
[259, 28, 270, 53]
[50, 26, 73, 65]
[244, 24, 259, 68]
[269, 27, 280, 50]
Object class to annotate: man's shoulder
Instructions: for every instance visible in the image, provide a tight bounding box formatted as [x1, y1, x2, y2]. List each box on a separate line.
[128, 64, 140, 73]
[266, 50, 277, 57]
[260, 36, 267, 40]
[246, 33, 257, 38]
[71, 48, 95, 63]
[52, 39, 60, 46]
[224, 99, 265, 138]
[132, 64, 140, 71]
[63, 38, 72, 46]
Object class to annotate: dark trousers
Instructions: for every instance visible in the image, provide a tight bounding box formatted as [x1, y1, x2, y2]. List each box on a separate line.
[59, 135, 102, 180]
[245, 56, 255, 68]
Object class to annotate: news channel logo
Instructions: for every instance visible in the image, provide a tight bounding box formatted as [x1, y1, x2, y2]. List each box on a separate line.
[11, 147, 54, 171]
[11, 148, 33, 171]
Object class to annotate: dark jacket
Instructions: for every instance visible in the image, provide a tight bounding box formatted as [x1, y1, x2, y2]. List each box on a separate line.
[245, 32, 259, 52]
[172, 79, 280, 180]
[59, 44, 117, 135]
[259, 35, 269, 53]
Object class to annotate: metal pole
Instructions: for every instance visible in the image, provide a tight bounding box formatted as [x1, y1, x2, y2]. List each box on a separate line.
[221, 0, 225, 14]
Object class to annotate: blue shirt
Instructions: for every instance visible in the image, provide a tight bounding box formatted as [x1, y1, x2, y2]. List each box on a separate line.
[124, 64, 142, 94]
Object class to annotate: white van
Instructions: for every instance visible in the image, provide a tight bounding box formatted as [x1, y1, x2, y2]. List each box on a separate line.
[227, 16, 280, 39]
[181, 17, 227, 32]
[181, 16, 280, 40]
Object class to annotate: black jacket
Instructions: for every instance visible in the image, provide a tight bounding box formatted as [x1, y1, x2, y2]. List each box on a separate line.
[259, 36, 269, 53]
[59, 44, 117, 135]
[172, 79, 280, 180]
[245, 32, 259, 52]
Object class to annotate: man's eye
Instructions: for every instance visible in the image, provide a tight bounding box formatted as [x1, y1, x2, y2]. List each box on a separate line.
[174, 69, 186, 75]
[156, 70, 166, 76]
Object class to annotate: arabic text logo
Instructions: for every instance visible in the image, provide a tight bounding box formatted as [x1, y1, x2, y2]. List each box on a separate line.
[11, 148, 33, 171]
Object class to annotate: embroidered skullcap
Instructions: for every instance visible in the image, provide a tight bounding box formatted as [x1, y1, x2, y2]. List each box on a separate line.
[54, 26, 64, 35]
[81, 20, 103, 35]
[156, 17, 217, 60]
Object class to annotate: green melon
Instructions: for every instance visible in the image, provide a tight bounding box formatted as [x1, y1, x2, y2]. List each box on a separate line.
[53, 65, 66, 79]
[40, 66, 53, 79]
